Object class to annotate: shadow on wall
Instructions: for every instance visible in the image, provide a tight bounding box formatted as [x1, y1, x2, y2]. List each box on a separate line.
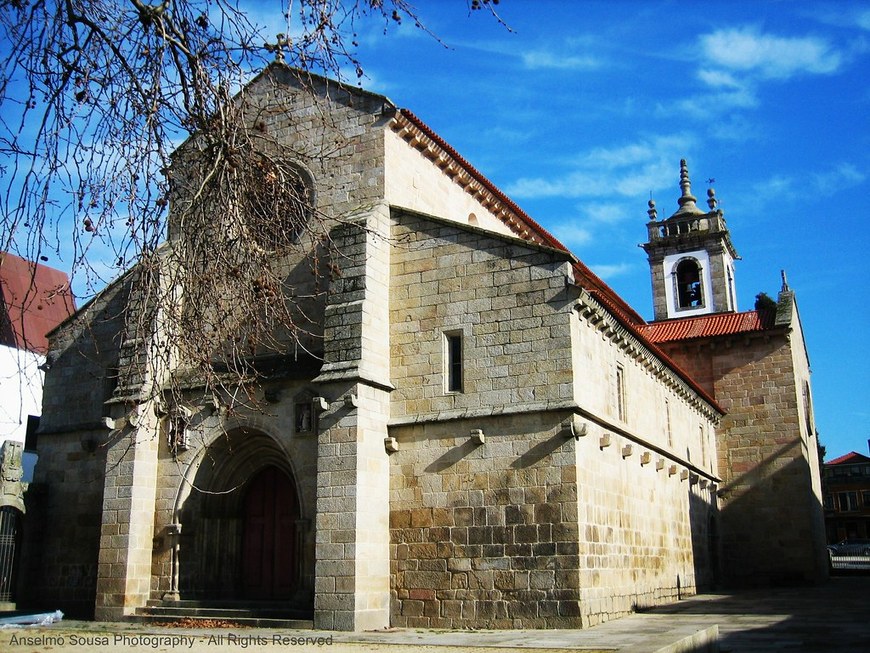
[716, 438, 827, 587]
[689, 486, 719, 593]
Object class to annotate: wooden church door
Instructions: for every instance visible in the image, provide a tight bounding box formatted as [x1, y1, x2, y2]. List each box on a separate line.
[242, 466, 298, 599]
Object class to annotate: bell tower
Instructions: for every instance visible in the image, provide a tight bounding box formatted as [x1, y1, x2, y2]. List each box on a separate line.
[642, 160, 739, 321]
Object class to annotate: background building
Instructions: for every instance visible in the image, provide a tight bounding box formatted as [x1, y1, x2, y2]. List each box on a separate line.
[823, 448, 870, 543]
[0, 251, 74, 608]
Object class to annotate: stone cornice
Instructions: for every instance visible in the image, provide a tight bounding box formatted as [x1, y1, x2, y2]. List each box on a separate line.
[388, 400, 719, 483]
[574, 289, 723, 422]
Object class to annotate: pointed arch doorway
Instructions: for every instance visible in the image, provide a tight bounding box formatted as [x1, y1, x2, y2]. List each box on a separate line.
[242, 466, 299, 599]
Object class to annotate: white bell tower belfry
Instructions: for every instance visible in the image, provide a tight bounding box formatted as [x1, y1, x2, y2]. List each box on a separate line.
[642, 160, 739, 321]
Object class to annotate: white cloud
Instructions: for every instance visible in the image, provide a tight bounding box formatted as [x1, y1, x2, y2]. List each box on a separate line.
[521, 50, 602, 71]
[699, 27, 842, 79]
[753, 163, 866, 201]
[506, 133, 695, 200]
[589, 262, 634, 280]
[664, 26, 848, 124]
[811, 162, 866, 191]
[696, 68, 746, 90]
[667, 86, 759, 121]
[549, 223, 593, 249]
[581, 202, 629, 224]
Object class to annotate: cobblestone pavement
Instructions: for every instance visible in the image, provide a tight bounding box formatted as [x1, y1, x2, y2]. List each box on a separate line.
[1, 576, 867, 653]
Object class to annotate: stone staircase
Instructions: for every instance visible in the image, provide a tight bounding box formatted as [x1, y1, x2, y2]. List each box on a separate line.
[129, 600, 314, 628]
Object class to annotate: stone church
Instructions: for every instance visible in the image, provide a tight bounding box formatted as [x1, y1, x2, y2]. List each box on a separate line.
[19, 64, 827, 630]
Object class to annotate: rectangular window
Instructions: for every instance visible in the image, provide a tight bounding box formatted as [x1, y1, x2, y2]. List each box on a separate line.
[862, 491, 870, 508]
[699, 425, 706, 466]
[445, 333, 463, 393]
[616, 364, 626, 422]
[838, 491, 859, 512]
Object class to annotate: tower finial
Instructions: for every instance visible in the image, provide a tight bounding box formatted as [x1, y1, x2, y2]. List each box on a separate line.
[675, 159, 700, 213]
[781, 269, 790, 292]
[647, 198, 658, 221]
[707, 187, 718, 210]
[680, 159, 692, 196]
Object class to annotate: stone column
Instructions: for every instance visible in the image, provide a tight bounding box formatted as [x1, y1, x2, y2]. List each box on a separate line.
[313, 204, 393, 630]
[94, 403, 160, 620]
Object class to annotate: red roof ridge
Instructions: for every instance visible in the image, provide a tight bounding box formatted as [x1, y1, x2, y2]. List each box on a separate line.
[582, 289, 724, 414]
[639, 309, 777, 343]
[826, 451, 870, 466]
[390, 109, 732, 412]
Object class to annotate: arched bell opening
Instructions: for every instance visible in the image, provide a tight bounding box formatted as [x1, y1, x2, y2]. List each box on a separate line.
[675, 258, 704, 309]
[176, 429, 303, 603]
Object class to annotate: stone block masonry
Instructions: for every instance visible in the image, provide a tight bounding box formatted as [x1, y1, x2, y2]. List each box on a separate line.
[94, 404, 160, 620]
[314, 208, 394, 631]
[387, 212, 584, 627]
[386, 210, 720, 628]
[388, 413, 582, 629]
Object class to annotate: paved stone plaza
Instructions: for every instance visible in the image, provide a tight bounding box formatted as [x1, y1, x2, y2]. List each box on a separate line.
[2, 577, 867, 653]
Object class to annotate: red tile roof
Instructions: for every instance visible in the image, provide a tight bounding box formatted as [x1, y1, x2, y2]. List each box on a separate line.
[639, 309, 777, 344]
[0, 252, 75, 354]
[826, 452, 870, 466]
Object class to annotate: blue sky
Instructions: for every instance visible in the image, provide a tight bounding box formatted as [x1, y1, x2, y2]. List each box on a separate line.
[3, 1, 866, 459]
[344, 0, 869, 459]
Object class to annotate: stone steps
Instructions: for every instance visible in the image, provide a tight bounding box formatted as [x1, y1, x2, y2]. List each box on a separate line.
[129, 601, 314, 629]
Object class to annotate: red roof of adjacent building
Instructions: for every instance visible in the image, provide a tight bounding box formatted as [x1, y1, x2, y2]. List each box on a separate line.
[0, 252, 76, 354]
[639, 309, 777, 344]
[826, 452, 870, 466]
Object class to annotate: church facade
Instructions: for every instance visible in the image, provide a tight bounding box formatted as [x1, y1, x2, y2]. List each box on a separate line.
[20, 66, 827, 630]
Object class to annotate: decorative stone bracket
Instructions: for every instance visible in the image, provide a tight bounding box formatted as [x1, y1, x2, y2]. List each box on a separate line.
[0, 441, 29, 513]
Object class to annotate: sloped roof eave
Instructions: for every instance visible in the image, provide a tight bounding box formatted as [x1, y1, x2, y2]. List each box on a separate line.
[584, 290, 725, 415]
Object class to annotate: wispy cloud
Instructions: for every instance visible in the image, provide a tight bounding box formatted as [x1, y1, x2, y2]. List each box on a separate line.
[811, 162, 866, 190]
[581, 202, 629, 224]
[699, 27, 843, 79]
[507, 135, 698, 251]
[506, 133, 695, 200]
[589, 262, 634, 280]
[549, 223, 593, 249]
[662, 26, 850, 126]
[753, 162, 866, 201]
[521, 50, 602, 71]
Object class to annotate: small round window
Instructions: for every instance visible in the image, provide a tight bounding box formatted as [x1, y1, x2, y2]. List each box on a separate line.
[242, 156, 313, 252]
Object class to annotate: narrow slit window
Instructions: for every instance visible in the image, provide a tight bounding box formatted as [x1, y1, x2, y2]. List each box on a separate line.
[616, 364, 626, 422]
[665, 400, 672, 447]
[446, 333, 463, 393]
